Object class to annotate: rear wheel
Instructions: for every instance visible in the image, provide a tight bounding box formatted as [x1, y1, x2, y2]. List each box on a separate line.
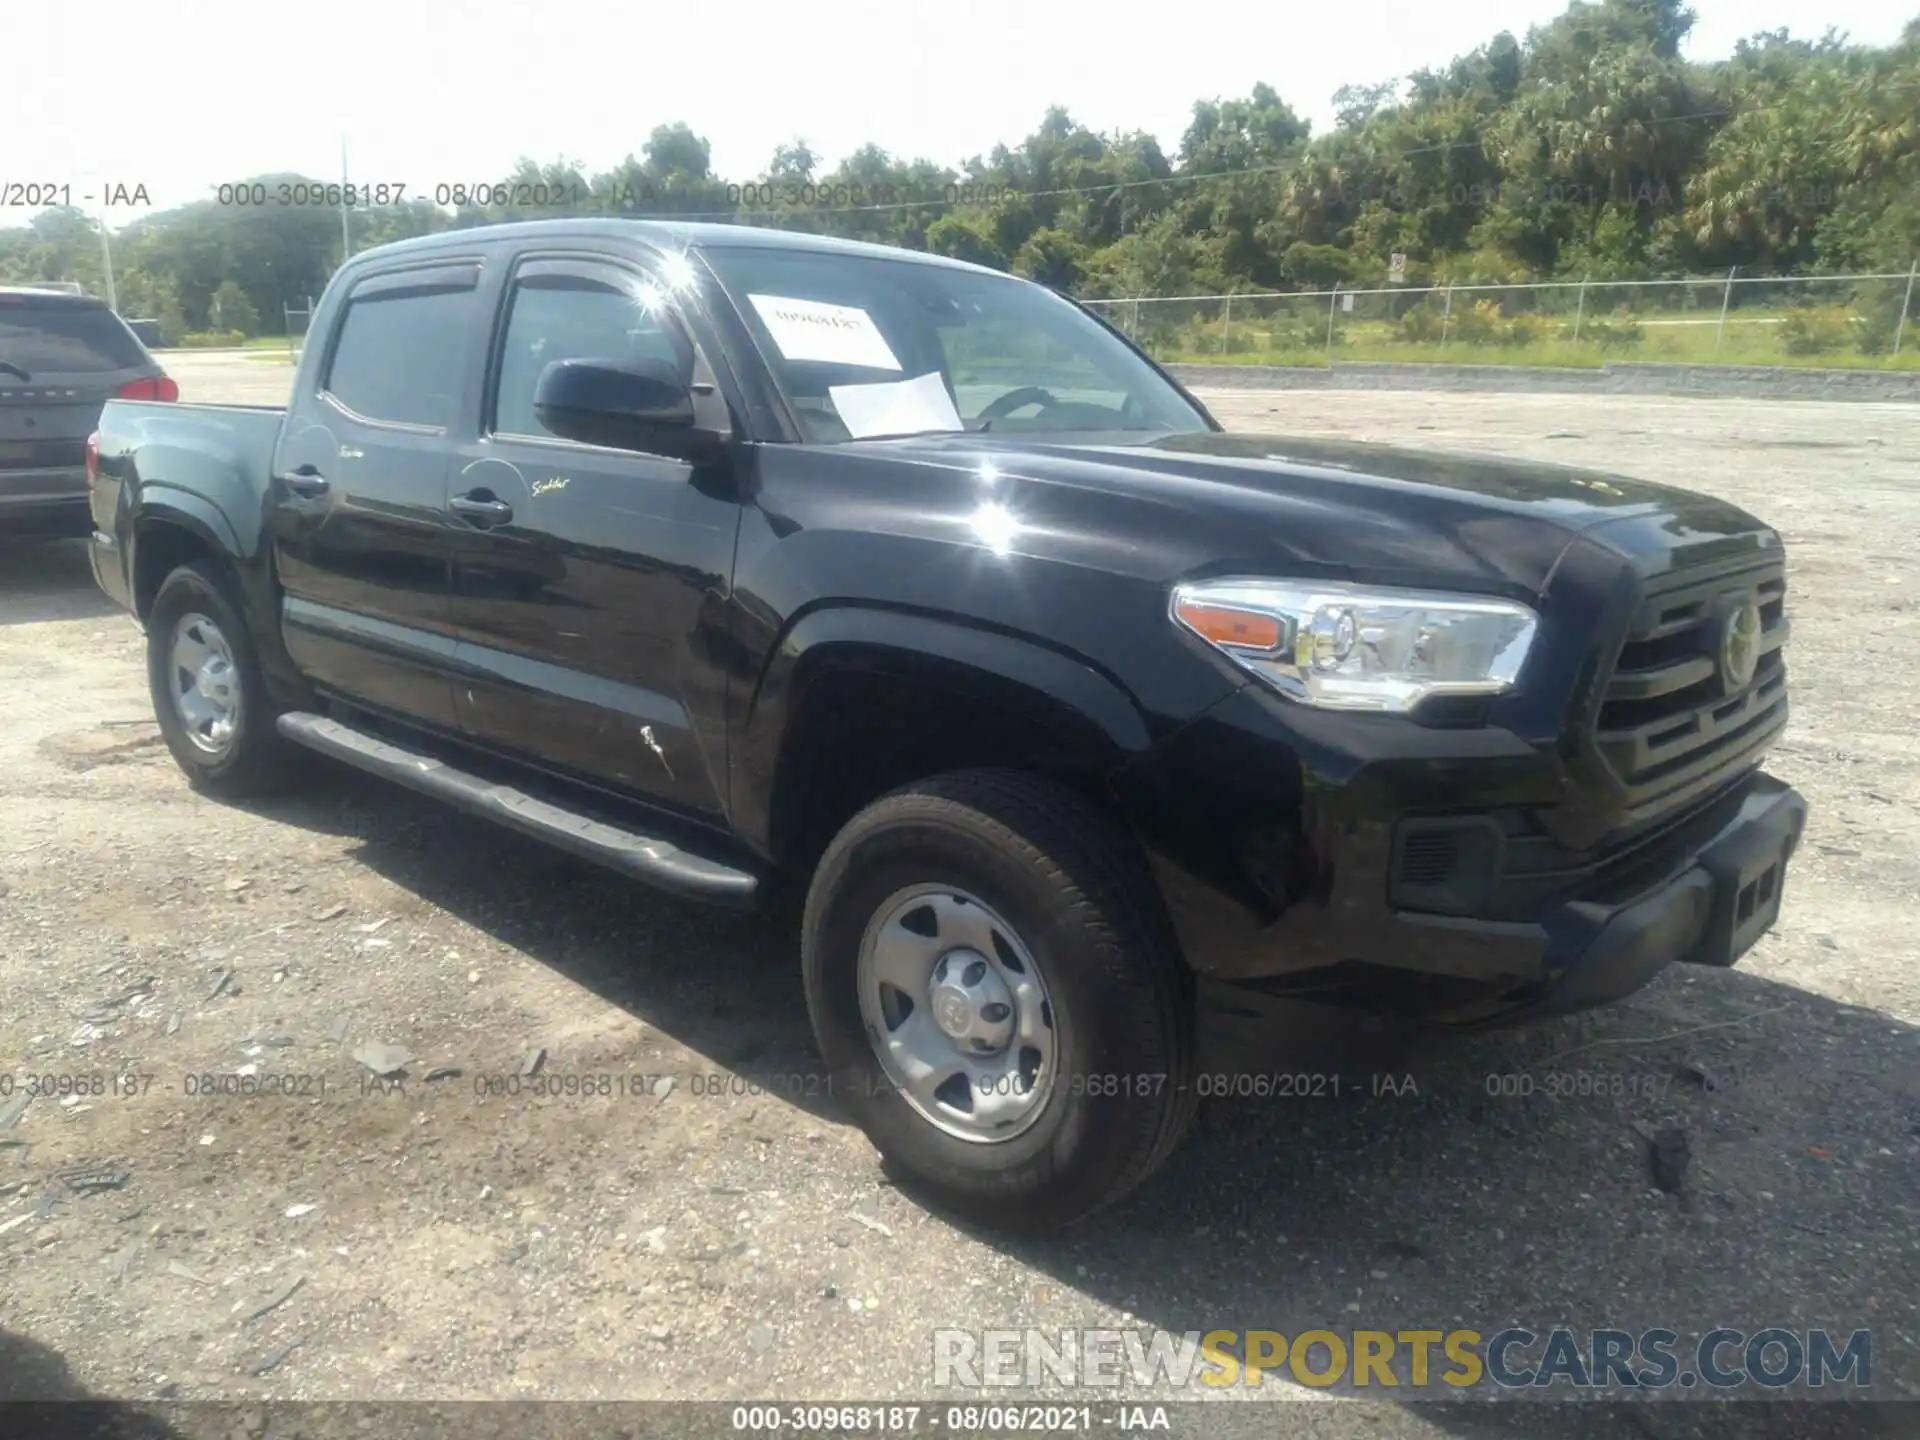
[802, 769, 1197, 1232]
[147, 561, 302, 797]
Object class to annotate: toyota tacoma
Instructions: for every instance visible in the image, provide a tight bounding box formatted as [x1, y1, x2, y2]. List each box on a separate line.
[87, 220, 1805, 1230]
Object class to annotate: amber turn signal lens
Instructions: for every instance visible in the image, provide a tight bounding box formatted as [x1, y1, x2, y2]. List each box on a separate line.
[1174, 601, 1283, 651]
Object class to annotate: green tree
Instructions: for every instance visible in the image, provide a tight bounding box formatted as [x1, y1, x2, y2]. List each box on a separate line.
[2, 3, 1915, 322]
[1176, 84, 1311, 286]
[1012, 227, 1086, 289]
[1282, 242, 1363, 287]
[767, 141, 818, 183]
[211, 280, 259, 336]
[1081, 211, 1197, 298]
[925, 216, 1008, 270]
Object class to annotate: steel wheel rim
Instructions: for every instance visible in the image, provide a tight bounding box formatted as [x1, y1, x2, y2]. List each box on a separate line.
[167, 611, 240, 757]
[856, 883, 1057, 1144]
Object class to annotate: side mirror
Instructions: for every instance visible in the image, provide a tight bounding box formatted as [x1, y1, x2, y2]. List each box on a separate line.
[532, 357, 721, 458]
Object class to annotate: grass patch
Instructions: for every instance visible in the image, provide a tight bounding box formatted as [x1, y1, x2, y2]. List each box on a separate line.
[1151, 320, 1920, 371]
[1167, 342, 1920, 371]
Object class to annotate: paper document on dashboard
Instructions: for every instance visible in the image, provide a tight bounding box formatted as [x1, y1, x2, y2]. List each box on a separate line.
[828, 371, 965, 439]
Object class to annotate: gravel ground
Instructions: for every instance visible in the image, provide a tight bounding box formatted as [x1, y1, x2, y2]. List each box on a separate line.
[1, 361, 1915, 1437]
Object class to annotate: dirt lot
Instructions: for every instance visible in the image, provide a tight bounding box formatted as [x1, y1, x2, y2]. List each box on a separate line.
[1, 360, 1916, 1435]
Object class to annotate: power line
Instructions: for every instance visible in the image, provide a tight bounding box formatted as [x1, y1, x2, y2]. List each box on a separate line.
[640, 103, 1755, 223]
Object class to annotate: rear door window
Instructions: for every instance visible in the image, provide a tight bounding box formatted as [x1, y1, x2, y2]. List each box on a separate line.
[323, 267, 479, 430]
[0, 301, 148, 374]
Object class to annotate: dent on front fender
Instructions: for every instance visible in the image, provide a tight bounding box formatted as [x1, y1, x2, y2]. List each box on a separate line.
[761, 606, 1154, 746]
[1109, 682, 1561, 981]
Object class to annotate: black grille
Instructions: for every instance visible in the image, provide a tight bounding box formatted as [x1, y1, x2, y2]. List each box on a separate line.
[1592, 554, 1789, 823]
[1399, 830, 1460, 885]
[1390, 817, 1502, 915]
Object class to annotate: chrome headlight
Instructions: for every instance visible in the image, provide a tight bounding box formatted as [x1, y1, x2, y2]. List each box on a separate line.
[1171, 578, 1539, 713]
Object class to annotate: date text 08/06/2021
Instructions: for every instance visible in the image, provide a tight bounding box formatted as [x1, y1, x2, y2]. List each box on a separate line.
[200, 180, 1015, 209]
[6, 1068, 1701, 1105]
[4, 1066, 1703, 1110]
[2, 181, 150, 208]
[0, 1069, 1422, 1104]
[728, 1405, 1171, 1434]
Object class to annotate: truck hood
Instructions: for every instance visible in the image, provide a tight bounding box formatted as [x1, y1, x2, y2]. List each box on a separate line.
[854, 429, 1773, 596]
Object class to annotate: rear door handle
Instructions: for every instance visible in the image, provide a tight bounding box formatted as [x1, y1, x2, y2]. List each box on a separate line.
[280, 470, 330, 499]
[449, 493, 514, 527]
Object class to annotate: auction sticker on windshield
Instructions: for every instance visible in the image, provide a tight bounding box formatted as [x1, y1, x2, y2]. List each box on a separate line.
[829, 371, 964, 439]
[747, 294, 902, 370]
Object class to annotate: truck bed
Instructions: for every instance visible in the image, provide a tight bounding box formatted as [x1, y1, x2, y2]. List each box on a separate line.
[90, 398, 290, 590]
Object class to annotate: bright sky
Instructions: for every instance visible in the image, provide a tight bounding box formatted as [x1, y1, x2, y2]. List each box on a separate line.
[5, 0, 1913, 227]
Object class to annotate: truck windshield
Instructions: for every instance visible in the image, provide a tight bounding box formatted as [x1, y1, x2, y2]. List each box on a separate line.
[698, 246, 1210, 443]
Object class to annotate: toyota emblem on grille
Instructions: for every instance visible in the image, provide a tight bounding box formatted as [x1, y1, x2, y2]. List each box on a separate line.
[1719, 600, 1762, 688]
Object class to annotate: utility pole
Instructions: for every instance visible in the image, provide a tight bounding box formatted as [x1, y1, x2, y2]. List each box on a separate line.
[339, 137, 354, 263]
[97, 215, 118, 313]
[1895, 259, 1918, 358]
[76, 170, 118, 310]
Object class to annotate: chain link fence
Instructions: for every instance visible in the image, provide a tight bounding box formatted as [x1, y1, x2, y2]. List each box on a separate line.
[1085, 268, 1920, 369]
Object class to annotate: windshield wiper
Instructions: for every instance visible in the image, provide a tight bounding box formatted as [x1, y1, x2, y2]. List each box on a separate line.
[0, 361, 30, 382]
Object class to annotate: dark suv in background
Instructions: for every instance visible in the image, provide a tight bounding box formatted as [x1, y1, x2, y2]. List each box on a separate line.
[1, 287, 176, 539]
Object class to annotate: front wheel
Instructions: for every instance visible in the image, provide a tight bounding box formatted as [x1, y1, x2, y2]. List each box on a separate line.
[801, 770, 1197, 1232]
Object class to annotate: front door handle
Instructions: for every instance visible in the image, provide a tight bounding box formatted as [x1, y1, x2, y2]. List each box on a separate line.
[280, 469, 329, 499]
[449, 492, 514, 527]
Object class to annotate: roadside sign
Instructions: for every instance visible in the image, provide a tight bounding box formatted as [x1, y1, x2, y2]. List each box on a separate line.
[1389, 253, 1407, 284]
[1341, 292, 1355, 312]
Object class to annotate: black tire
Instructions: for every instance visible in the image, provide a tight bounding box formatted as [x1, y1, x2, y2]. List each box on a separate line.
[147, 560, 302, 798]
[802, 769, 1198, 1232]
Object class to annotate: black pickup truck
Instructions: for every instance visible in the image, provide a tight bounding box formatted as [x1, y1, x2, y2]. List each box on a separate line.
[88, 220, 1805, 1229]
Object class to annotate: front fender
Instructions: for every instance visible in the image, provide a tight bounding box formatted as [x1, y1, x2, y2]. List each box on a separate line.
[731, 604, 1155, 857]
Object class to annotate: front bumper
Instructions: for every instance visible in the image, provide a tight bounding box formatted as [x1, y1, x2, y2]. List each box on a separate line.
[1481, 775, 1804, 1022]
[1114, 684, 1808, 1027]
